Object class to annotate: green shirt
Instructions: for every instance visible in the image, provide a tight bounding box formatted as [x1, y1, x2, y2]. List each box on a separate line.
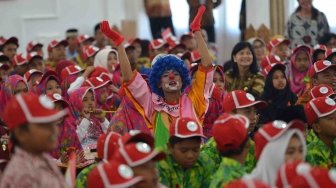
[201, 138, 256, 172]
[209, 157, 245, 188]
[306, 129, 318, 145]
[75, 163, 97, 188]
[157, 152, 215, 188]
[306, 136, 336, 169]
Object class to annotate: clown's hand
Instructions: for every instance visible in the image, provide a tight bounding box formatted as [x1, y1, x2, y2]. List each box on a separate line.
[100, 20, 124, 46]
[190, 5, 206, 33]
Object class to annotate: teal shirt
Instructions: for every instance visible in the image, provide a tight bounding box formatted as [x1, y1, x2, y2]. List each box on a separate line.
[209, 157, 245, 188]
[201, 137, 256, 172]
[306, 136, 336, 169]
[75, 163, 97, 188]
[157, 151, 215, 188]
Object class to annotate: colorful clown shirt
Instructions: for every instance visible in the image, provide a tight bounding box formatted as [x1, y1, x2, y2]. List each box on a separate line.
[306, 137, 336, 169]
[124, 65, 213, 147]
[209, 157, 246, 188]
[157, 152, 215, 188]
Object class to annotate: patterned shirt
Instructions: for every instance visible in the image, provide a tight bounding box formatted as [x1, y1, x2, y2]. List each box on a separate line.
[0, 147, 67, 188]
[209, 157, 245, 188]
[306, 137, 336, 169]
[157, 152, 215, 188]
[201, 138, 256, 172]
[75, 163, 97, 188]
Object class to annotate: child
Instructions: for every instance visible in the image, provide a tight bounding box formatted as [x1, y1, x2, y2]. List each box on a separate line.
[305, 96, 336, 169]
[325, 48, 336, 64]
[45, 39, 68, 71]
[288, 45, 312, 96]
[309, 84, 335, 100]
[1, 93, 68, 187]
[267, 36, 290, 61]
[258, 63, 303, 124]
[180, 33, 197, 51]
[83, 45, 100, 67]
[23, 69, 43, 92]
[69, 87, 109, 149]
[247, 120, 306, 186]
[148, 39, 169, 61]
[26, 51, 44, 72]
[312, 44, 327, 63]
[0, 53, 10, 83]
[0, 75, 28, 118]
[0, 36, 18, 61]
[12, 53, 29, 76]
[210, 114, 251, 187]
[26, 41, 43, 55]
[100, 5, 214, 147]
[157, 117, 214, 188]
[36, 70, 62, 95]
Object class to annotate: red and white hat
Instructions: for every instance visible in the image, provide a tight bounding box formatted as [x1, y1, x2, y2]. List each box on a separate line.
[324, 48, 336, 59]
[169, 117, 205, 138]
[308, 60, 336, 77]
[87, 161, 143, 188]
[97, 132, 121, 161]
[254, 120, 305, 159]
[262, 62, 286, 77]
[212, 113, 249, 152]
[260, 55, 281, 70]
[310, 84, 335, 99]
[46, 93, 70, 108]
[77, 34, 94, 44]
[292, 44, 312, 55]
[26, 51, 43, 62]
[0, 36, 19, 47]
[3, 93, 67, 130]
[47, 39, 68, 52]
[89, 66, 111, 82]
[313, 44, 327, 53]
[23, 69, 43, 82]
[190, 50, 201, 63]
[60, 65, 84, 80]
[114, 142, 165, 167]
[12, 53, 28, 66]
[38, 70, 60, 85]
[225, 178, 270, 188]
[304, 97, 336, 125]
[83, 45, 100, 60]
[83, 76, 111, 90]
[26, 41, 43, 53]
[267, 37, 290, 51]
[149, 39, 168, 50]
[222, 90, 267, 113]
[119, 130, 155, 148]
[276, 161, 310, 188]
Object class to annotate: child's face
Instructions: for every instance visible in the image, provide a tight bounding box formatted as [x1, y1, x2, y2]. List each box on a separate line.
[15, 121, 59, 154]
[14, 64, 29, 76]
[97, 86, 109, 104]
[294, 51, 310, 72]
[107, 52, 118, 72]
[315, 52, 325, 62]
[314, 112, 336, 138]
[82, 90, 95, 112]
[29, 58, 44, 72]
[284, 134, 304, 163]
[213, 71, 224, 90]
[133, 42, 142, 59]
[132, 161, 158, 188]
[14, 81, 28, 95]
[182, 38, 197, 51]
[50, 45, 66, 62]
[234, 47, 253, 68]
[313, 68, 336, 90]
[2, 43, 17, 60]
[28, 74, 42, 88]
[46, 79, 62, 95]
[169, 138, 201, 169]
[159, 70, 182, 94]
[274, 43, 289, 61]
[235, 106, 257, 133]
[272, 70, 287, 90]
[0, 68, 9, 81]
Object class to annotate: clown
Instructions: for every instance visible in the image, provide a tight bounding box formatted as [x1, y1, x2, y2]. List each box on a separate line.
[100, 5, 213, 147]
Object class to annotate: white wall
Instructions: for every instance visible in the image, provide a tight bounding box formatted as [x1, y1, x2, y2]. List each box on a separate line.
[246, 0, 270, 29]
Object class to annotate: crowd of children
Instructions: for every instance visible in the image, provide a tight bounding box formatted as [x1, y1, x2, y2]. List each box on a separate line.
[0, 4, 336, 188]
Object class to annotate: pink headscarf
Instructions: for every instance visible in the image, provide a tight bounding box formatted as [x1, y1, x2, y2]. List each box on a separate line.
[288, 46, 312, 96]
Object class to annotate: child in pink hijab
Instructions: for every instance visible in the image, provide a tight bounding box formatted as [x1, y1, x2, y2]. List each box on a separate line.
[288, 45, 312, 96]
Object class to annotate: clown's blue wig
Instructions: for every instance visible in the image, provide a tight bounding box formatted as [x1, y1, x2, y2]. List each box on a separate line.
[149, 54, 191, 97]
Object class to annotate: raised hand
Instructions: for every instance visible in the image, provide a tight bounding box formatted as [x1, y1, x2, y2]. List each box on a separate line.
[190, 5, 206, 33]
[100, 20, 124, 46]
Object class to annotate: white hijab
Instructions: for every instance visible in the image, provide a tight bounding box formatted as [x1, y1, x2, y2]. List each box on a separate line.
[93, 48, 118, 72]
[246, 129, 306, 187]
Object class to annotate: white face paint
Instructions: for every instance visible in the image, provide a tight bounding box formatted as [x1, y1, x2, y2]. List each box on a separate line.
[164, 80, 180, 91]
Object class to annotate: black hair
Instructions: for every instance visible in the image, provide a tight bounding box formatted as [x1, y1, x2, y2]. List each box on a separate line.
[295, 2, 319, 20]
[94, 23, 101, 35]
[219, 137, 249, 157]
[312, 50, 325, 64]
[10, 124, 29, 149]
[140, 39, 150, 57]
[66, 28, 78, 34]
[230, 42, 259, 78]
[318, 33, 336, 45]
[169, 136, 202, 147]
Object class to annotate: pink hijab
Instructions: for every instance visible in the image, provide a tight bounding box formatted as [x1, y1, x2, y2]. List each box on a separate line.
[288, 45, 312, 96]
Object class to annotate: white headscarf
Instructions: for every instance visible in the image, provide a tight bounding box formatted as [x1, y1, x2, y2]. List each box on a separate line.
[246, 129, 306, 187]
[93, 48, 118, 72]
